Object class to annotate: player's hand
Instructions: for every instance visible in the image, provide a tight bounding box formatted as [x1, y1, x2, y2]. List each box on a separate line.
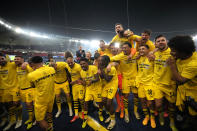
[77, 79, 83, 85]
[127, 53, 133, 60]
[147, 53, 155, 61]
[166, 57, 176, 66]
[70, 81, 75, 85]
[87, 80, 92, 86]
[136, 54, 141, 60]
[21, 62, 28, 70]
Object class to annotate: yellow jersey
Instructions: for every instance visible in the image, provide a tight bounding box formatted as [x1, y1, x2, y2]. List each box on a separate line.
[102, 67, 118, 87]
[16, 64, 33, 90]
[153, 48, 174, 85]
[69, 63, 82, 82]
[176, 52, 197, 90]
[0, 62, 18, 89]
[98, 48, 111, 56]
[28, 66, 55, 104]
[80, 65, 100, 91]
[110, 34, 139, 48]
[54, 62, 69, 83]
[136, 56, 154, 85]
[110, 52, 137, 79]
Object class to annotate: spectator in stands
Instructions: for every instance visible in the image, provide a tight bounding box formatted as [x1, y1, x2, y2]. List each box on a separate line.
[76, 46, 85, 58]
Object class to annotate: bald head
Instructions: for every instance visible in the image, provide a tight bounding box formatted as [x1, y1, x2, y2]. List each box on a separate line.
[66, 57, 75, 68]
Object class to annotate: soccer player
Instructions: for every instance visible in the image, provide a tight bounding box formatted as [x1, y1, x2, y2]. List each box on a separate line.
[14, 55, 35, 129]
[109, 42, 139, 123]
[0, 52, 20, 131]
[49, 61, 72, 118]
[28, 56, 55, 131]
[79, 57, 102, 128]
[109, 44, 124, 118]
[98, 40, 111, 56]
[93, 52, 100, 66]
[66, 56, 85, 123]
[153, 35, 177, 131]
[167, 35, 197, 129]
[110, 23, 140, 48]
[98, 55, 118, 129]
[135, 30, 155, 52]
[136, 45, 156, 128]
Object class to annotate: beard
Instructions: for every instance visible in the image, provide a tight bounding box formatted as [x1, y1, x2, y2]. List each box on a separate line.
[118, 30, 124, 38]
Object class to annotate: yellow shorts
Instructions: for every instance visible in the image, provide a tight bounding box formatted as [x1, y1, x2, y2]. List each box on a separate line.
[3, 88, 20, 102]
[122, 77, 137, 94]
[54, 81, 70, 95]
[85, 88, 102, 102]
[153, 83, 176, 103]
[101, 84, 118, 99]
[34, 97, 55, 121]
[20, 88, 34, 103]
[138, 83, 154, 101]
[72, 84, 85, 101]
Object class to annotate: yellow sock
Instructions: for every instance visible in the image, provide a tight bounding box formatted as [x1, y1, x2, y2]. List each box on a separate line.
[73, 101, 79, 116]
[98, 108, 103, 115]
[80, 100, 84, 112]
[142, 108, 149, 117]
[27, 107, 34, 123]
[9, 106, 16, 122]
[123, 98, 128, 115]
[56, 97, 61, 111]
[84, 111, 88, 119]
[46, 113, 53, 128]
[125, 109, 128, 115]
[150, 109, 155, 119]
[168, 106, 175, 125]
[133, 98, 139, 113]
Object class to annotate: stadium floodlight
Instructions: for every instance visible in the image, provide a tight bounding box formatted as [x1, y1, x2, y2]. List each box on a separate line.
[29, 32, 38, 37]
[5, 24, 11, 29]
[42, 35, 49, 39]
[15, 28, 25, 34]
[0, 20, 5, 25]
[115, 42, 120, 48]
[29, 32, 49, 39]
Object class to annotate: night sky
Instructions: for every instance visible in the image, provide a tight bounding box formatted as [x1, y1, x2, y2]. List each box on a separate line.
[0, 0, 197, 41]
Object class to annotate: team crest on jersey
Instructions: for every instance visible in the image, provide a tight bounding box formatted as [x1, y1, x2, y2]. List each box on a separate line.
[147, 89, 153, 96]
